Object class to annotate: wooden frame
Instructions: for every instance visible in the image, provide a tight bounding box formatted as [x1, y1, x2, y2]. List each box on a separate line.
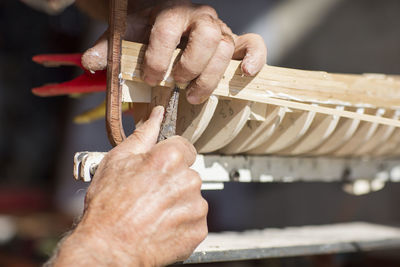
[120, 41, 400, 157]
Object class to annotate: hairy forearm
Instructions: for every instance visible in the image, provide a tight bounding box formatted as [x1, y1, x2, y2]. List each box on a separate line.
[45, 222, 141, 267]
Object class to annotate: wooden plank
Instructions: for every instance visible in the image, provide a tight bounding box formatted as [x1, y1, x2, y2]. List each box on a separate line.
[278, 108, 341, 155]
[177, 95, 218, 143]
[219, 105, 286, 154]
[121, 41, 400, 128]
[373, 128, 400, 156]
[248, 109, 316, 154]
[185, 222, 400, 264]
[332, 108, 384, 156]
[354, 110, 399, 156]
[309, 107, 363, 155]
[195, 99, 251, 153]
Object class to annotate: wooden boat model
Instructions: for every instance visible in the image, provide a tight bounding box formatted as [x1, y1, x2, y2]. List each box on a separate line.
[121, 41, 400, 157]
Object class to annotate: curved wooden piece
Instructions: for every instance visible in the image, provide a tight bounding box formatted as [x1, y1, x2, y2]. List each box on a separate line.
[195, 99, 251, 153]
[354, 110, 399, 156]
[176, 95, 218, 144]
[106, 0, 128, 146]
[248, 108, 316, 154]
[219, 105, 287, 154]
[332, 108, 384, 157]
[121, 41, 400, 110]
[373, 128, 400, 157]
[308, 107, 364, 156]
[278, 106, 342, 156]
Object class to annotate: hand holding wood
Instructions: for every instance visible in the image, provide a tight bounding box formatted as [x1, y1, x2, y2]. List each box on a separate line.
[54, 106, 208, 266]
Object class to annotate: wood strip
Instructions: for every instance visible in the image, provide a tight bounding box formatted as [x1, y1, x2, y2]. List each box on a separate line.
[248, 108, 316, 154]
[121, 41, 400, 128]
[177, 95, 218, 143]
[333, 108, 384, 157]
[278, 107, 341, 155]
[354, 110, 399, 156]
[307, 108, 363, 156]
[219, 105, 285, 154]
[195, 99, 251, 153]
[373, 128, 400, 157]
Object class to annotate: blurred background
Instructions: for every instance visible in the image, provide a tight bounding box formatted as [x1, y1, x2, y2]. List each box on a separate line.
[1, 0, 400, 266]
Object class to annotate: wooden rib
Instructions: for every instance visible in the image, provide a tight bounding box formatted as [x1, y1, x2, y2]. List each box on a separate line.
[248, 108, 316, 154]
[354, 110, 400, 156]
[121, 41, 400, 128]
[195, 99, 251, 153]
[219, 105, 286, 154]
[332, 108, 384, 157]
[308, 107, 364, 155]
[176, 95, 218, 144]
[278, 107, 342, 155]
[373, 128, 400, 157]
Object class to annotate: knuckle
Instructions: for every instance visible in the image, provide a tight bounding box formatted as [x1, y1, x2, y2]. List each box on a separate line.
[193, 76, 213, 92]
[144, 54, 168, 78]
[197, 221, 208, 241]
[187, 170, 202, 191]
[164, 145, 185, 166]
[196, 5, 218, 18]
[178, 54, 200, 78]
[196, 16, 221, 44]
[151, 26, 180, 47]
[199, 199, 209, 217]
[221, 35, 235, 52]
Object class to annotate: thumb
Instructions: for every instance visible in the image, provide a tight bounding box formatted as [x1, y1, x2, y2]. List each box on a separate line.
[81, 29, 108, 72]
[114, 106, 165, 154]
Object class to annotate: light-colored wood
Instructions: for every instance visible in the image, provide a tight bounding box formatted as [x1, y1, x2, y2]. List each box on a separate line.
[278, 107, 342, 155]
[354, 110, 400, 156]
[121, 41, 400, 108]
[219, 105, 286, 154]
[195, 99, 251, 153]
[373, 128, 400, 157]
[308, 107, 363, 155]
[248, 108, 316, 154]
[176, 95, 218, 143]
[119, 41, 400, 157]
[122, 80, 151, 103]
[333, 109, 384, 157]
[249, 102, 268, 121]
[121, 41, 400, 128]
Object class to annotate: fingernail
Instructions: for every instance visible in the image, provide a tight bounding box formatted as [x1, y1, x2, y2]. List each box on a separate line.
[150, 106, 164, 122]
[186, 90, 201, 104]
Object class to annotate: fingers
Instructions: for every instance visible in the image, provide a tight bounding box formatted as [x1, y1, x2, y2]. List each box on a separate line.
[185, 34, 234, 104]
[142, 4, 189, 86]
[81, 30, 108, 72]
[114, 106, 164, 154]
[233, 33, 267, 76]
[149, 136, 197, 169]
[173, 14, 222, 85]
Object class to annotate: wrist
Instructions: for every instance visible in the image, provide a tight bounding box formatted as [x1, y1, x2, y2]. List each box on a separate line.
[54, 219, 144, 266]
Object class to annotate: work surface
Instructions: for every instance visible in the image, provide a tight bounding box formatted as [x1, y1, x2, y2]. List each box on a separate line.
[185, 222, 400, 263]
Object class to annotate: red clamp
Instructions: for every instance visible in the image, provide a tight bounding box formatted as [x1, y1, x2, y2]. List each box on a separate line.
[32, 53, 106, 97]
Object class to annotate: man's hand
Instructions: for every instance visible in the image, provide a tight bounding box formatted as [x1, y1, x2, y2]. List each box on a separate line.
[53, 106, 208, 266]
[81, 0, 267, 104]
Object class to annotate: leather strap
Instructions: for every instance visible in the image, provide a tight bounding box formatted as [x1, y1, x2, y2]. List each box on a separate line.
[106, 0, 128, 146]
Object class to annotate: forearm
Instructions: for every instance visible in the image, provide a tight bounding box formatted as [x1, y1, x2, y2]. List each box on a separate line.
[45, 223, 140, 266]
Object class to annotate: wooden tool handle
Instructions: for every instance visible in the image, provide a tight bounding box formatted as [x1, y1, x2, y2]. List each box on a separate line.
[106, 0, 128, 147]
